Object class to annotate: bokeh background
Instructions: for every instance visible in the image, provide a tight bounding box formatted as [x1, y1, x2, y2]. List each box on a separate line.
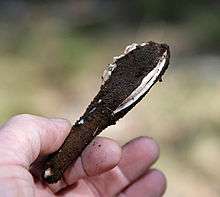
[0, 1, 220, 196]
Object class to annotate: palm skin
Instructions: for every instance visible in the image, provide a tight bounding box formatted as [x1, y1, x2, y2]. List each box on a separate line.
[0, 114, 166, 197]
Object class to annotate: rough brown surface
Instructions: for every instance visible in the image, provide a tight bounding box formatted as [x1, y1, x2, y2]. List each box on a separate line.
[43, 41, 170, 183]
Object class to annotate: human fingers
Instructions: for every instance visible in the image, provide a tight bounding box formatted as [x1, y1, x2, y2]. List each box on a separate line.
[89, 136, 160, 196]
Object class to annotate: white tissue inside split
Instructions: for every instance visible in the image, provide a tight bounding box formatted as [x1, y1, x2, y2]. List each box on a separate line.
[113, 51, 168, 114]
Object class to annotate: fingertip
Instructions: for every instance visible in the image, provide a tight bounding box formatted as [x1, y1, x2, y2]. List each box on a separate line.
[82, 137, 122, 176]
[122, 136, 160, 165]
[145, 169, 167, 196]
[135, 136, 160, 162]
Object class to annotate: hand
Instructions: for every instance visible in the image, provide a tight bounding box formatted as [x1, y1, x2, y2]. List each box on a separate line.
[0, 114, 166, 197]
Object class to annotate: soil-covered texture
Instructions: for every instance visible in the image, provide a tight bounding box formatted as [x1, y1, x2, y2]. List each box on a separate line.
[43, 41, 170, 183]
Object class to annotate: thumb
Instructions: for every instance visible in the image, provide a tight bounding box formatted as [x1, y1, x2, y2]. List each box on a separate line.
[0, 114, 71, 168]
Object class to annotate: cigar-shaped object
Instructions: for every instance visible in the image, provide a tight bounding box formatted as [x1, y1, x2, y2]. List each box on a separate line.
[43, 41, 170, 183]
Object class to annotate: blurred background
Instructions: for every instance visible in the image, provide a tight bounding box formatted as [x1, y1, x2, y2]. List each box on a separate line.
[0, 0, 220, 196]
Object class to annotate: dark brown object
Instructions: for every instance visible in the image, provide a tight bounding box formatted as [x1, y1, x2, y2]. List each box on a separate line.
[43, 41, 170, 183]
